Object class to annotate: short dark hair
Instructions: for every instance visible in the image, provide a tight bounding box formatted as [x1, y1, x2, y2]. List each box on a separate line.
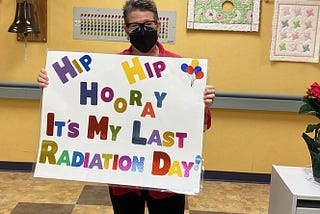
[122, 0, 159, 24]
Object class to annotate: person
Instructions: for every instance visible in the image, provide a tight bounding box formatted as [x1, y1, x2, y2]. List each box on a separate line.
[38, 0, 215, 213]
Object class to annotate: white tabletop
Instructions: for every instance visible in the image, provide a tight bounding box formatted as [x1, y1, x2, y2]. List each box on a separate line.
[273, 165, 320, 200]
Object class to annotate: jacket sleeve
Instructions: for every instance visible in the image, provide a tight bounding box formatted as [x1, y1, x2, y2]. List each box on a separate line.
[204, 107, 212, 131]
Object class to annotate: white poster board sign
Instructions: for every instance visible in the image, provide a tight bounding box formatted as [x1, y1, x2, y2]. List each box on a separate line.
[34, 51, 208, 194]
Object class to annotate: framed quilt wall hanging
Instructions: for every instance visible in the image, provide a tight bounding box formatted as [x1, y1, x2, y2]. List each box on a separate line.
[270, 0, 320, 63]
[187, 0, 261, 32]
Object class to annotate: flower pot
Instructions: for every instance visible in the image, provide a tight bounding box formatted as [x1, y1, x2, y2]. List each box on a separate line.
[303, 133, 320, 183]
[309, 150, 320, 182]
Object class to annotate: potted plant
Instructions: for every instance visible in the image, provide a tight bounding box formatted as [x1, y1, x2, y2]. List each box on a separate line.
[299, 82, 320, 182]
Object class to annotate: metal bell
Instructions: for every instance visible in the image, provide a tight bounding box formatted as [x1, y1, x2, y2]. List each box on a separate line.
[8, 0, 40, 34]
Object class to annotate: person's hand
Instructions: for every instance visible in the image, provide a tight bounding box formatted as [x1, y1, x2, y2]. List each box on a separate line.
[204, 85, 215, 108]
[37, 68, 49, 89]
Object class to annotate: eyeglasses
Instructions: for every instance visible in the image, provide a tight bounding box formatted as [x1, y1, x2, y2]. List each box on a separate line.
[126, 20, 158, 33]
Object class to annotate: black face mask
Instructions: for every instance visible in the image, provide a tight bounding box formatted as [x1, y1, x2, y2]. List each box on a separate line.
[129, 28, 158, 53]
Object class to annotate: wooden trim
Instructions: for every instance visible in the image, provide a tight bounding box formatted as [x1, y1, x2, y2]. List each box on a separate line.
[16, 0, 47, 42]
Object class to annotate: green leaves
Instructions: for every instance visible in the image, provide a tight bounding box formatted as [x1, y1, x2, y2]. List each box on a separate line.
[303, 133, 320, 153]
[305, 123, 320, 133]
[299, 103, 315, 114]
[299, 98, 320, 119]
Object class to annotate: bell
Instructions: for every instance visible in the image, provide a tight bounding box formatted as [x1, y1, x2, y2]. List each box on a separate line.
[8, 0, 40, 34]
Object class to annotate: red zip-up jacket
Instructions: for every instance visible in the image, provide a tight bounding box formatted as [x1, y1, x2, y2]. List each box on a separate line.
[110, 42, 212, 199]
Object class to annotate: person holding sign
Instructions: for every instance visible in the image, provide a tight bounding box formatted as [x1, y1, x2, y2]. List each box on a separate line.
[37, 0, 215, 213]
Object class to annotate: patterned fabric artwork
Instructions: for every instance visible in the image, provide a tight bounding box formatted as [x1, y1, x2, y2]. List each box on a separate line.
[270, 0, 320, 63]
[187, 0, 261, 32]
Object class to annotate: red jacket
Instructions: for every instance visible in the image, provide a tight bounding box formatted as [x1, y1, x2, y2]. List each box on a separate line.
[110, 42, 212, 199]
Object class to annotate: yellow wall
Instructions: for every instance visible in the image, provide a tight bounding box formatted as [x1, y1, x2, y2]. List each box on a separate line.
[203, 110, 312, 173]
[0, 0, 317, 173]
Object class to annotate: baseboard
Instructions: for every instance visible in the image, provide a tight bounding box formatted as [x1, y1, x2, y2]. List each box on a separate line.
[0, 161, 35, 172]
[0, 161, 271, 184]
[203, 170, 271, 184]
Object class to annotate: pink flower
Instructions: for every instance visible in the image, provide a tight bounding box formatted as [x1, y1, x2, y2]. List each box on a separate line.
[205, 9, 216, 20]
[299, 82, 320, 148]
[309, 82, 320, 100]
[218, 14, 224, 20]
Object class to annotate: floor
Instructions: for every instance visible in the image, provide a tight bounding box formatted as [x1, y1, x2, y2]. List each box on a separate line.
[0, 171, 270, 214]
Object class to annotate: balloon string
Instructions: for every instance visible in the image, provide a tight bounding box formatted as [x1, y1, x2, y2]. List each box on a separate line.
[189, 74, 196, 87]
